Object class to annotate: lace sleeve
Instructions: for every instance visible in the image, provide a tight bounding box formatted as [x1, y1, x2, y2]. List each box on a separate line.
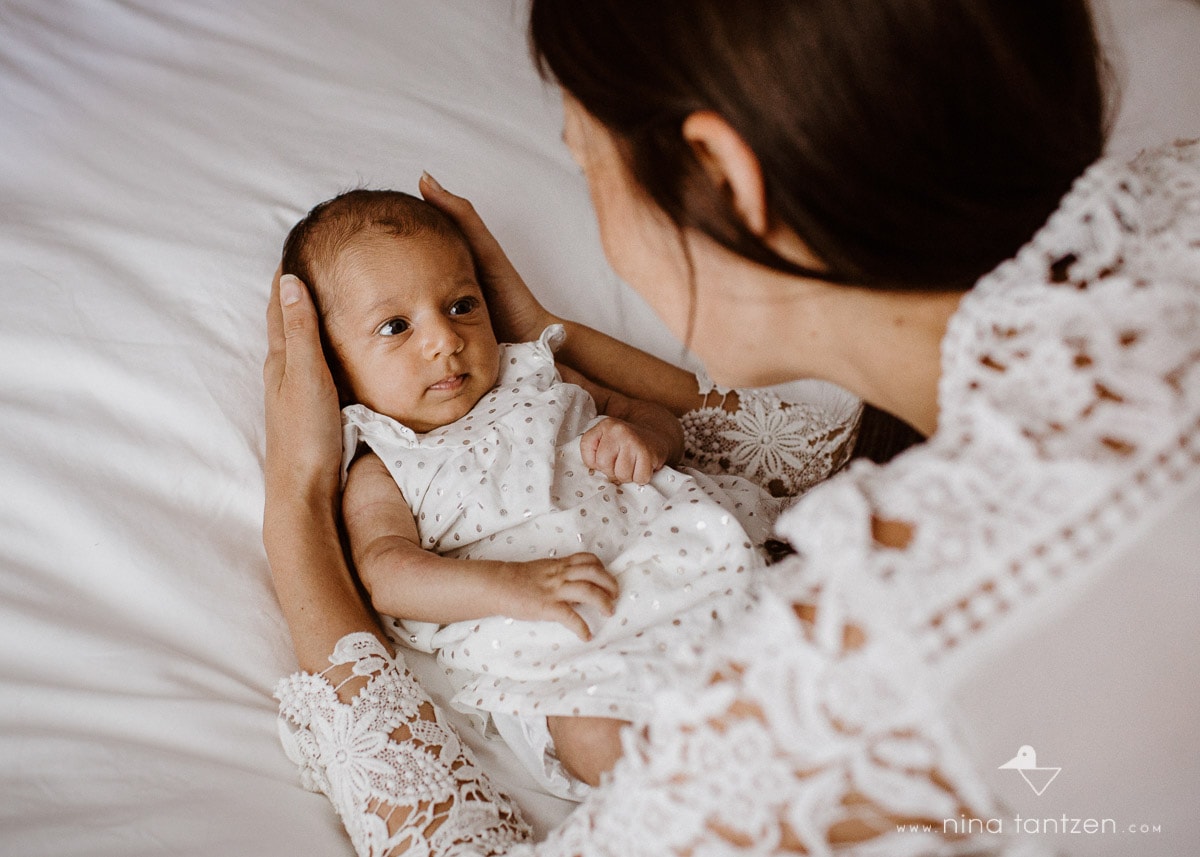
[275, 633, 532, 857]
[278, 619, 1009, 857]
[680, 378, 862, 497]
[534, 585, 1010, 857]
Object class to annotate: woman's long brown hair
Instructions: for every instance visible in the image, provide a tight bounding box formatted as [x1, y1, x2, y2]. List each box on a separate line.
[529, 0, 1109, 460]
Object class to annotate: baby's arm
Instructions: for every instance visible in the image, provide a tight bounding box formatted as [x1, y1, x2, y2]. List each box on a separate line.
[559, 364, 685, 485]
[342, 452, 619, 641]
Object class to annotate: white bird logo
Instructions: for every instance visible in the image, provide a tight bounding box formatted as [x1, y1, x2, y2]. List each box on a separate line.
[999, 745, 1062, 796]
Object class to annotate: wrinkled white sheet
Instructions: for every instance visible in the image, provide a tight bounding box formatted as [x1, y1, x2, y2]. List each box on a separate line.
[1, 1, 1197, 855]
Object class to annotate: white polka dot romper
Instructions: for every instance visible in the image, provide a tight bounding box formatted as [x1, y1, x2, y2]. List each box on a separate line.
[341, 325, 781, 727]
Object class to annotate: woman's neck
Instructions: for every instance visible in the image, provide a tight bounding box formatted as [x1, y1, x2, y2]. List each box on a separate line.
[690, 233, 965, 437]
[761, 277, 964, 437]
[830, 288, 963, 436]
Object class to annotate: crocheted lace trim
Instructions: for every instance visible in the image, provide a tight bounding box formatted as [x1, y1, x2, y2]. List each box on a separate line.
[276, 634, 532, 856]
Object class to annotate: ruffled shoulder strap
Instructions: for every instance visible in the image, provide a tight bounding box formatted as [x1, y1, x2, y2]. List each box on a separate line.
[495, 323, 566, 387]
[340, 404, 418, 486]
[535, 322, 566, 355]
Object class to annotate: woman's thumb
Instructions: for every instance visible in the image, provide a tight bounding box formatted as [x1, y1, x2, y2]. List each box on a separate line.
[280, 274, 305, 308]
[277, 274, 323, 361]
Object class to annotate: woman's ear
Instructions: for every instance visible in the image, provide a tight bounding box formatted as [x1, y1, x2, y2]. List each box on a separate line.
[681, 111, 768, 236]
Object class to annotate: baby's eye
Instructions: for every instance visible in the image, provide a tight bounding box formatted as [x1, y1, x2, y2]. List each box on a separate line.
[377, 318, 410, 336]
[449, 296, 479, 316]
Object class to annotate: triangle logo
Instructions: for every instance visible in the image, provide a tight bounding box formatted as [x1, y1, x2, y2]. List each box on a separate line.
[1019, 767, 1062, 796]
[998, 745, 1063, 796]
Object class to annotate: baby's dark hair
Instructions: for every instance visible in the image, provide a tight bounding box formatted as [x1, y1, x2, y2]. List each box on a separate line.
[282, 188, 468, 312]
[280, 188, 473, 403]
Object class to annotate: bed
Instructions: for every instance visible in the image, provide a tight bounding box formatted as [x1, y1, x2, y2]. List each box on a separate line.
[2, 2, 1198, 855]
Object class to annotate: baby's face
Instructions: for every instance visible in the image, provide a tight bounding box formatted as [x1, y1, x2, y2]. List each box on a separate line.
[323, 229, 500, 433]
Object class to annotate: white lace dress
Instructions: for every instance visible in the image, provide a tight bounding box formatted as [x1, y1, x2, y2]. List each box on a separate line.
[276, 139, 1200, 856]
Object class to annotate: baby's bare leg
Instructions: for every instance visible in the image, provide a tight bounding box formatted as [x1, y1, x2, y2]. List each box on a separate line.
[547, 715, 628, 786]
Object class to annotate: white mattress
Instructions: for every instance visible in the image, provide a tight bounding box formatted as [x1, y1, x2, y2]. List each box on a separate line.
[1, 1, 1197, 855]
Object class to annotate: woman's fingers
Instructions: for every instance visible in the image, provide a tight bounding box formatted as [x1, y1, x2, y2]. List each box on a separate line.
[265, 265, 286, 387]
[263, 270, 343, 497]
[277, 274, 327, 377]
[417, 172, 555, 342]
[266, 269, 324, 386]
[418, 172, 517, 279]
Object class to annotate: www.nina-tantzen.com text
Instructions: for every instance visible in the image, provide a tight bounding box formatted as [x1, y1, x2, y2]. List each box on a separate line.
[894, 816, 1163, 836]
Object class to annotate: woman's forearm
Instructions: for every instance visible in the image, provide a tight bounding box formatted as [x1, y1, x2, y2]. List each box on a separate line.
[264, 489, 388, 673]
[263, 271, 389, 673]
[555, 319, 721, 416]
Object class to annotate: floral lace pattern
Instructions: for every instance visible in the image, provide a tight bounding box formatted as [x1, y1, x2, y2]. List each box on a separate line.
[536, 588, 1006, 857]
[276, 140, 1200, 856]
[681, 383, 862, 497]
[276, 634, 531, 856]
[775, 139, 1200, 677]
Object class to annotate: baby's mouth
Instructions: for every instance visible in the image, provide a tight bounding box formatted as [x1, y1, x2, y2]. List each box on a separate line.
[428, 373, 467, 392]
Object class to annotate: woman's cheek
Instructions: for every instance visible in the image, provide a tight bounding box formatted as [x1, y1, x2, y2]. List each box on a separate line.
[595, 201, 692, 336]
[610, 238, 691, 337]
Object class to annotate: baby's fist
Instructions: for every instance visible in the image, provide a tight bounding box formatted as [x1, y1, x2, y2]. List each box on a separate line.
[580, 417, 667, 485]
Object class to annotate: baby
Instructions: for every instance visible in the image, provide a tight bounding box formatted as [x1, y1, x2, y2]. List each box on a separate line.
[281, 189, 782, 798]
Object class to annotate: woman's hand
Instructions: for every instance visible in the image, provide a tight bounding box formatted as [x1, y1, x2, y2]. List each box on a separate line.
[264, 268, 386, 671]
[418, 172, 559, 343]
[419, 172, 710, 417]
[263, 268, 343, 508]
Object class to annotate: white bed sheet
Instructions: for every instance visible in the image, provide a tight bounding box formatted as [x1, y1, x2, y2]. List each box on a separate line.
[1, 2, 1197, 856]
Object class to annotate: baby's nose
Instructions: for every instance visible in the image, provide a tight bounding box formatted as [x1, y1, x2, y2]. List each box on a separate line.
[422, 318, 464, 358]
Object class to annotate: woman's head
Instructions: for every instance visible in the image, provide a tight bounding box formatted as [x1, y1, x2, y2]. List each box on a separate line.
[282, 190, 500, 432]
[531, 0, 1108, 293]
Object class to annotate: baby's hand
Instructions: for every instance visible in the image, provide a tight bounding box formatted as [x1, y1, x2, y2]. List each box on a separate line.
[496, 553, 618, 641]
[580, 417, 670, 485]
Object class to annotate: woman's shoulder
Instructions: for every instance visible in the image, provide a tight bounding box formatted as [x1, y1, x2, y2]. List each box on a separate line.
[939, 137, 1200, 461]
[967, 138, 1200, 312]
[968, 137, 1200, 314]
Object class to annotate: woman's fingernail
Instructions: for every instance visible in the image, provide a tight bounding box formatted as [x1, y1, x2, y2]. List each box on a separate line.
[280, 274, 302, 306]
[420, 171, 444, 192]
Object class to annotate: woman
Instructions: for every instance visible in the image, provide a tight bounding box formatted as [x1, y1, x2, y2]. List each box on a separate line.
[264, 0, 1200, 854]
